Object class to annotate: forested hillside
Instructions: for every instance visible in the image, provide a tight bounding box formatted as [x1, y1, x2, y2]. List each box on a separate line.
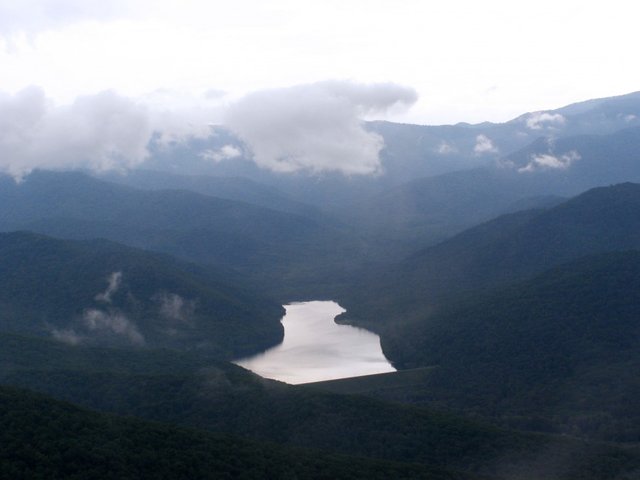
[333, 251, 640, 441]
[1, 386, 472, 480]
[0, 232, 284, 358]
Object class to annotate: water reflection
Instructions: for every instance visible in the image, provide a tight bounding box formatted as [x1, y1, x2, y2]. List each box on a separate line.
[233, 300, 396, 384]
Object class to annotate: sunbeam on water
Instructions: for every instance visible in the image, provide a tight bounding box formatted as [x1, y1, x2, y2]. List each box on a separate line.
[232, 300, 395, 384]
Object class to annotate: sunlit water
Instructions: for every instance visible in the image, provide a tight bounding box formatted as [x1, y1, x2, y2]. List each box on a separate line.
[233, 300, 396, 384]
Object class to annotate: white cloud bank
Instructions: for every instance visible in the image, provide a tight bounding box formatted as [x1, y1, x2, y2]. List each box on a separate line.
[0, 86, 151, 180]
[224, 80, 418, 175]
[0, 81, 418, 179]
[0, 86, 227, 180]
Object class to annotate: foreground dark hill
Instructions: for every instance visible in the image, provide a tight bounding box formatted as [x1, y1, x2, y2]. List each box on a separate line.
[1, 334, 639, 480]
[0, 232, 283, 358]
[0, 386, 465, 480]
[0, 170, 365, 296]
[372, 251, 640, 442]
[341, 182, 640, 328]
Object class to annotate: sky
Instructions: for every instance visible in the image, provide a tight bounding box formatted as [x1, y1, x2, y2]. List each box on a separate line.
[1, 0, 639, 125]
[0, 0, 639, 177]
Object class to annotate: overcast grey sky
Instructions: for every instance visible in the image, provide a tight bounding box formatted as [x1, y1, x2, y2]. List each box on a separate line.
[0, 0, 639, 178]
[1, 0, 638, 125]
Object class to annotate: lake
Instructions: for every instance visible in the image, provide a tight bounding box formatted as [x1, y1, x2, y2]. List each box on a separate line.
[233, 300, 396, 384]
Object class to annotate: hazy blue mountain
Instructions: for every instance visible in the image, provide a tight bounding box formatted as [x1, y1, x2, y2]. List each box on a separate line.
[370, 90, 640, 183]
[0, 170, 366, 297]
[0, 231, 284, 358]
[0, 170, 315, 235]
[97, 91, 640, 255]
[500, 195, 566, 214]
[500, 126, 640, 191]
[344, 168, 527, 252]
[348, 126, 640, 253]
[136, 91, 640, 208]
[555, 90, 640, 124]
[98, 169, 322, 218]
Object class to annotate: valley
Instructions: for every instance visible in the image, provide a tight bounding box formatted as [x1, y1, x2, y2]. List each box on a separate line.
[3, 89, 640, 478]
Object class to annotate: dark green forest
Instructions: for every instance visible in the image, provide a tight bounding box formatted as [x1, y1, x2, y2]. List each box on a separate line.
[1, 386, 475, 480]
[4, 94, 640, 478]
[2, 333, 640, 479]
[325, 251, 640, 442]
[0, 231, 284, 358]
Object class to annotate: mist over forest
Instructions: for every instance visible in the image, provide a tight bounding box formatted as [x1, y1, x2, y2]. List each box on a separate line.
[3, 1, 640, 478]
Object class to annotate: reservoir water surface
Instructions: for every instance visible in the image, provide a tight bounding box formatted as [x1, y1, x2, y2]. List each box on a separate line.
[233, 300, 396, 384]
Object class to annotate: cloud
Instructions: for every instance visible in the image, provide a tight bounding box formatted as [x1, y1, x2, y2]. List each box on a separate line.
[87, 271, 143, 344]
[224, 80, 418, 175]
[50, 327, 83, 345]
[518, 150, 581, 173]
[95, 271, 122, 303]
[0, 87, 151, 180]
[526, 112, 566, 130]
[200, 144, 242, 163]
[82, 308, 144, 345]
[474, 134, 498, 154]
[50, 270, 143, 345]
[436, 140, 457, 155]
[154, 292, 195, 324]
[0, 81, 416, 179]
[141, 88, 226, 142]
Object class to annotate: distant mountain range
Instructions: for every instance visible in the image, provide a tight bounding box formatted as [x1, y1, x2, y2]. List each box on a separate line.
[5, 93, 640, 309]
[347, 125, 640, 251]
[136, 91, 640, 203]
[96, 91, 640, 256]
[0, 171, 367, 298]
[99, 168, 321, 218]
